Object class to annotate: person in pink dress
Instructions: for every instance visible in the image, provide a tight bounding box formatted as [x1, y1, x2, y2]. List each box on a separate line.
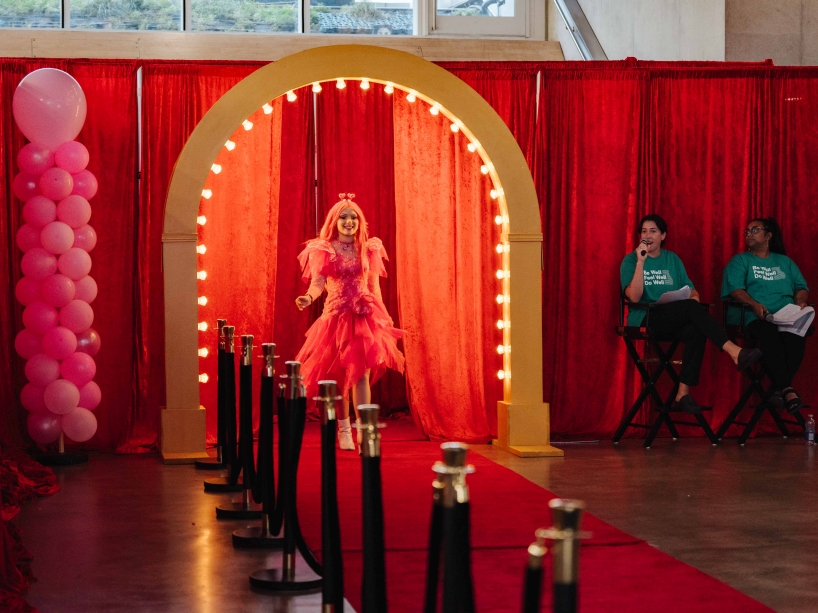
[295, 194, 405, 450]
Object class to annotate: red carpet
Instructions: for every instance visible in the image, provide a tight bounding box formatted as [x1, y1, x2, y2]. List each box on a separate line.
[296, 421, 773, 612]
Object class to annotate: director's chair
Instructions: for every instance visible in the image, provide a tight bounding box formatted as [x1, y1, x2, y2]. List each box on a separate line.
[613, 298, 719, 448]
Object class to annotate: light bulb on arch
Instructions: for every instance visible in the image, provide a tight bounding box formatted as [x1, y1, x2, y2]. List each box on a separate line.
[384, 82, 394, 94]
[360, 78, 370, 90]
[198, 296, 208, 306]
[197, 271, 207, 280]
[199, 373, 209, 383]
[197, 216, 207, 226]
[202, 189, 212, 199]
[210, 164, 222, 175]
[224, 140, 236, 151]
[286, 90, 297, 102]
[198, 322, 208, 332]
[407, 91, 417, 103]
[196, 244, 206, 255]
[312, 82, 322, 93]
[242, 119, 253, 131]
[262, 103, 273, 114]
[198, 347, 209, 357]
[336, 78, 346, 89]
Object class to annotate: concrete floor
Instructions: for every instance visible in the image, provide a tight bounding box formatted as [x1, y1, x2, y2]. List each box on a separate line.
[475, 437, 818, 613]
[14, 431, 817, 613]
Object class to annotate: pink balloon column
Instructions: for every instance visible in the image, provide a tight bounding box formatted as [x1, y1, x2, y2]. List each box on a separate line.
[12, 69, 99, 445]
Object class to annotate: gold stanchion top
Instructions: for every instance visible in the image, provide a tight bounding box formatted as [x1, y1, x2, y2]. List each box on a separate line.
[282, 361, 303, 399]
[440, 441, 468, 468]
[241, 335, 254, 366]
[357, 404, 383, 458]
[316, 380, 341, 423]
[433, 442, 475, 507]
[261, 343, 276, 378]
[527, 532, 547, 569]
[217, 319, 227, 350]
[223, 326, 235, 353]
[548, 498, 586, 532]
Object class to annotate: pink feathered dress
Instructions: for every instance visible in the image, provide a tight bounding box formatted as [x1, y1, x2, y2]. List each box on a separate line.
[295, 237, 405, 399]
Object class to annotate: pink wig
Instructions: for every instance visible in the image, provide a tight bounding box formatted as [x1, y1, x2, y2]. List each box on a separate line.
[318, 194, 371, 275]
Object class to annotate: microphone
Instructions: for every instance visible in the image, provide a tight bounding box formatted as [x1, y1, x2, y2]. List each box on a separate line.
[640, 238, 648, 257]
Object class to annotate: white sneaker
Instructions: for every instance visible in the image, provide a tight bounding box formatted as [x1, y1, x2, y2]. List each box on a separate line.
[337, 418, 355, 451]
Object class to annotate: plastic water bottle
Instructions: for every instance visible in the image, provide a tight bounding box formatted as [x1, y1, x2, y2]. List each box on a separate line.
[806, 414, 816, 446]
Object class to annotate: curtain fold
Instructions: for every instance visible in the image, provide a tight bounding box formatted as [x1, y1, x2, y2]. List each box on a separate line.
[314, 83, 407, 414]
[393, 93, 499, 442]
[140, 61, 265, 449]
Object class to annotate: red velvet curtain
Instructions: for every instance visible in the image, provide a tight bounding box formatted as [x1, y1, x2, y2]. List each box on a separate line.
[140, 61, 266, 448]
[198, 100, 283, 441]
[393, 93, 500, 442]
[315, 83, 407, 413]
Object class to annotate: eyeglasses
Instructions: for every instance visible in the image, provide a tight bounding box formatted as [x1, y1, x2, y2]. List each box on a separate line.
[743, 227, 767, 236]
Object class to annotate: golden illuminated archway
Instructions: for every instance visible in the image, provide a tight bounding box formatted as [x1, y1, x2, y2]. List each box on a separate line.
[161, 45, 562, 461]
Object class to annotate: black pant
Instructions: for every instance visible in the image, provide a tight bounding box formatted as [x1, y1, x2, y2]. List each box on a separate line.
[648, 299, 730, 387]
[747, 319, 807, 389]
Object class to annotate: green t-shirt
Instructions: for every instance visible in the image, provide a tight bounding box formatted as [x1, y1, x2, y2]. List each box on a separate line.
[620, 249, 695, 326]
[721, 251, 809, 325]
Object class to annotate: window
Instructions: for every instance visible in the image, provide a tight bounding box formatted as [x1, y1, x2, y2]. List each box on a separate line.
[432, 0, 528, 36]
[70, 0, 181, 30]
[0, 0, 61, 28]
[308, 0, 414, 36]
[1, 0, 540, 37]
[192, 0, 297, 33]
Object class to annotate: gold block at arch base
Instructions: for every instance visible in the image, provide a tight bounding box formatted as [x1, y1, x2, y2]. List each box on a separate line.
[161, 44, 562, 461]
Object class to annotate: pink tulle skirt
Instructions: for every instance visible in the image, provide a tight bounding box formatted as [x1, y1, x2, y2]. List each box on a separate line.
[296, 299, 405, 399]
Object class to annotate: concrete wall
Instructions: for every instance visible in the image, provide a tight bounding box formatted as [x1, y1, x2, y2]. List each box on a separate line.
[548, 0, 726, 61]
[726, 0, 818, 65]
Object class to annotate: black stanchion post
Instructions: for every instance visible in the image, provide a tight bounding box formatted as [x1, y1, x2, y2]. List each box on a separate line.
[547, 499, 586, 613]
[196, 318, 227, 470]
[318, 380, 344, 612]
[204, 325, 243, 493]
[216, 334, 262, 520]
[521, 531, 547, 613]
[233, 342, 284, 548]
[358, 404, 387, 613]
[270, 382, 287, 536]
[249, 361, 322, 592]
[423, 467, 445, 613]
[438, 442, 476, 613]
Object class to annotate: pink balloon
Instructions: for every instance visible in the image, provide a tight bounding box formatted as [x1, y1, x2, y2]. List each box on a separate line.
[62, 407, 96, 443]
[40, 220, 75, 255]
[22, 196, 57, 228]
[59, 300, 94, 333]
[57, 248, 92, 280]
[14, 329, 43, 360]
[21, 384, 47, 413]
[17, 143, 54, 175]
[78, 381, 101, 410]
[27, 411, 63, 445]
[72, 225, 97, 252]
[39, 167, 73, 201]
[15, 277, 42, 306]
[40, 273, 75, 307]
[42, 326, 78, 360]
[21, 247, 58, 281]
[25, 353, 61, 387]
[75, 327, 101, 357]
[55, 141, 89, 174]
[71, 170, 98, 200]
[12, 68, 87, 150]
[44, 379, 80, 415]
[57, 195, 91, 228]
[22, 301, 59, 335]
[16, 224, 41, 251]
[60, 352, 96, 387]
[73, 275, 98, 304]
[13, 172, 41, 202]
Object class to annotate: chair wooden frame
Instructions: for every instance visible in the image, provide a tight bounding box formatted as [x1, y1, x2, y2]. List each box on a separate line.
[715, 301, 809, 445]
[613, 298, 719, 449]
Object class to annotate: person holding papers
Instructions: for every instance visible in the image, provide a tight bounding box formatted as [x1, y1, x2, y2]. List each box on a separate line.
[621, 214, 761, 414]
[721, 217, 810, 414]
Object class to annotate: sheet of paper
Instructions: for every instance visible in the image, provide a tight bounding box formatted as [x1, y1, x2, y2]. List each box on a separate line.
[654, 285, 691, 305]
[765, 304, 815, 337]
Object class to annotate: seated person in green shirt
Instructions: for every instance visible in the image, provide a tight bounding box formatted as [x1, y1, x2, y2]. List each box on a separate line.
[721, 217, 809, 414]
[621, 214, 761, 414]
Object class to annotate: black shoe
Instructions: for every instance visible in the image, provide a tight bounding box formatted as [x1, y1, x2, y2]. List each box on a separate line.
[672, 394, 702, 414]
[737, 348, 762, 372]
[782, 387, 804, 415]
[762, 390, 785, 410]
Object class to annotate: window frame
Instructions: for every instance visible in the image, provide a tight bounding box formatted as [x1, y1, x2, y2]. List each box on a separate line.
[11, 0, 543, 39]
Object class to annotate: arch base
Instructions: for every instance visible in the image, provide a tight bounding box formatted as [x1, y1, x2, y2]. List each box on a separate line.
[493, 402, 564, 457]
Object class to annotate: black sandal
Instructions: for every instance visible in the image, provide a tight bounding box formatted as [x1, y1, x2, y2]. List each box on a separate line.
[782, 387, 803, 415]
